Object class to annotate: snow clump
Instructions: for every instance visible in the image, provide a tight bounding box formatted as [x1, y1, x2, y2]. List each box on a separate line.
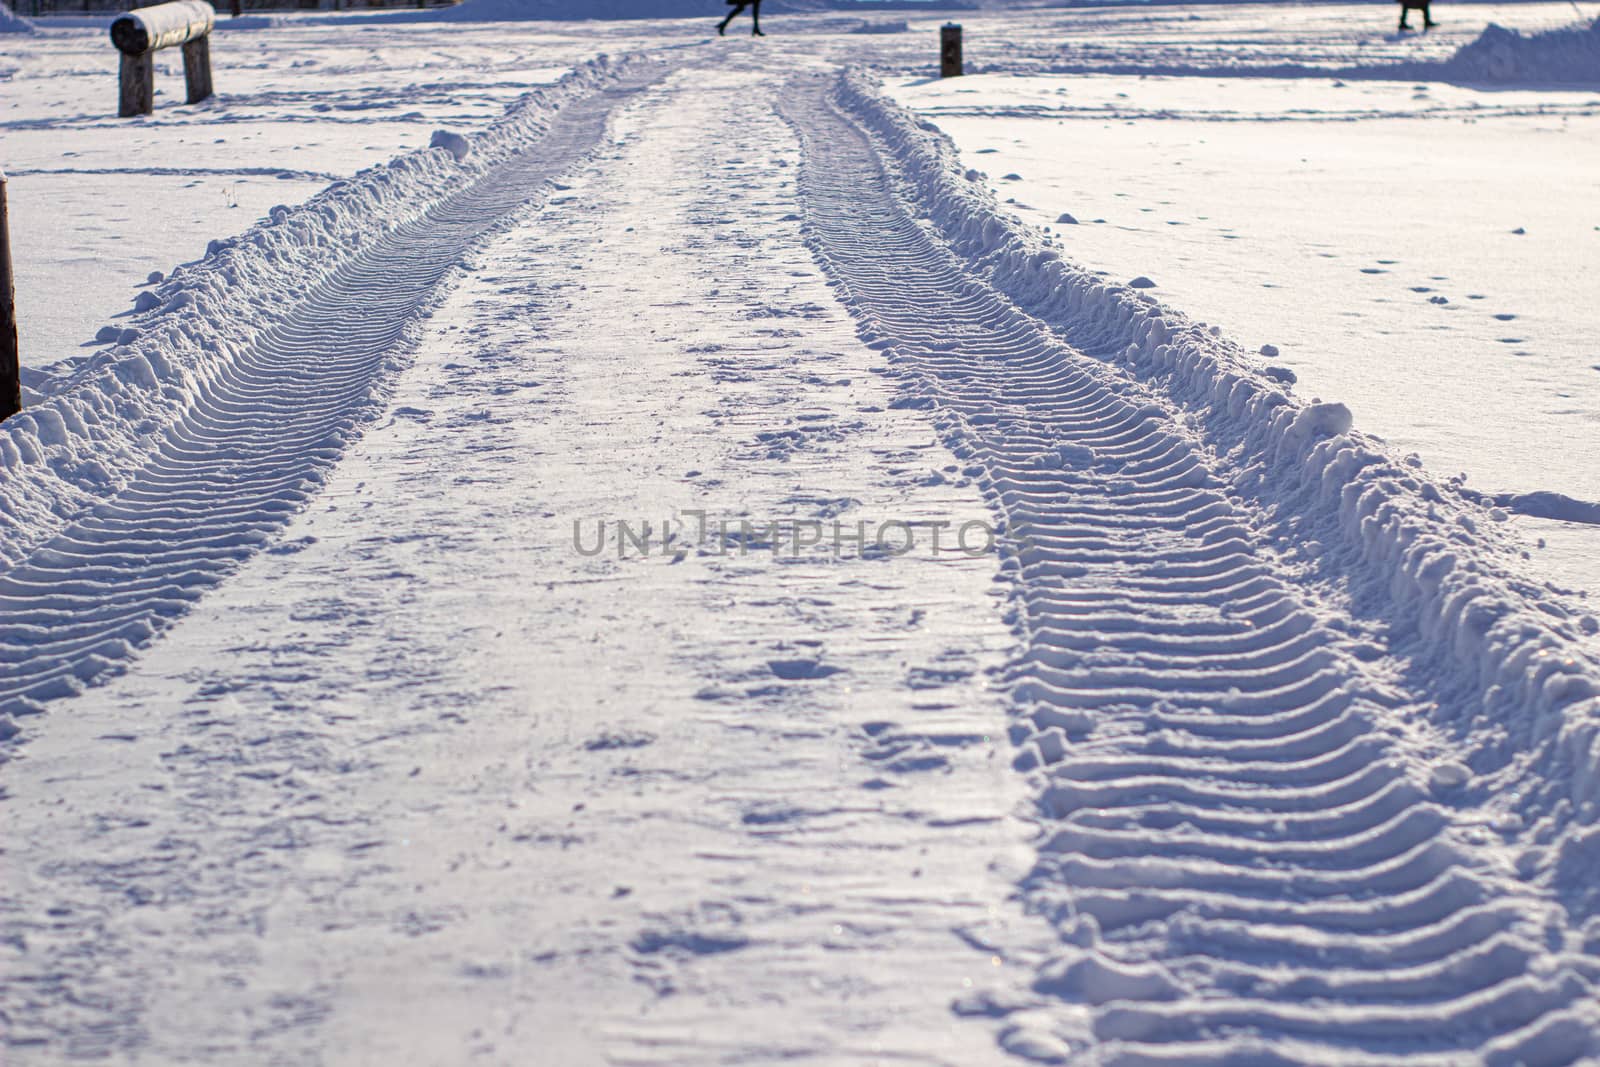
[429, 130, 472, 162]
[1439, 17, 1600, 84]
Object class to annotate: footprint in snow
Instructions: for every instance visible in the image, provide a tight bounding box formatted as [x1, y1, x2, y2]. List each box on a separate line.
[767, 658, 842, 681]
[631, 927, 748, 957]
[585, 729, 655, 751]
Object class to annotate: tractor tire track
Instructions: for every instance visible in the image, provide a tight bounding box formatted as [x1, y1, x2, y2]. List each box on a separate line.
[0, 65, 666, 733]
[780, 73, 1600, 1065]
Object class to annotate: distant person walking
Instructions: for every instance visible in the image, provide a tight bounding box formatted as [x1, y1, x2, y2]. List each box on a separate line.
[718, 0, 764, 36]
[1398, 0, 1436, 32]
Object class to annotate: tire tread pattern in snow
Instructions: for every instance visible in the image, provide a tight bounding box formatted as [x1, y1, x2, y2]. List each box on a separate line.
[779, 73, 1598, 1066]
[0, 71, 662, 728]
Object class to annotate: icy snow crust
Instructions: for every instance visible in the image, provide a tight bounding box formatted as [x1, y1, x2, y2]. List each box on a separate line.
[798, 68, 1600, 1058]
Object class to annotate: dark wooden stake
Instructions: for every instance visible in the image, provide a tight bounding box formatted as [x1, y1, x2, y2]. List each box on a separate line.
[0, 171, 20, 423]
[119, 50, 155, 117]
[182, 35, 213, 103]
[940, 23, 963, 78]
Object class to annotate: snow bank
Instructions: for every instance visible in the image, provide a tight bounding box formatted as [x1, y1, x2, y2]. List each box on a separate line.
[0, 53, 652, 573]
[376, 0, 956, 23]
[1012, 14, 1600, 86]
[832, 69, 1600, 808]
[0, 0, 34, 32]
[1437, 16, 1600, 84]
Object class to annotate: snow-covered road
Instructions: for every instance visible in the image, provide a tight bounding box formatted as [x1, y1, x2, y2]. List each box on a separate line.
[2, 55, 1054, 1065]
[5, 25, 1600, 1067]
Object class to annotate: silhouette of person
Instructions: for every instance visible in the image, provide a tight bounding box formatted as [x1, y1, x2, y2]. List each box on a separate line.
[1398, 0, 1436, 32]
[718, 0, 763, 36]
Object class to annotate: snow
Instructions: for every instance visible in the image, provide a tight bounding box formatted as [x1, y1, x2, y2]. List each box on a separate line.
[0, 53, 657, 586]
[0, 20, 661, 373]
[374, 0, 953, 22]
[887, 33, 1600, 601]
[427, 127, 472, 160]
[4, 2, 1600, 1063]
[798, 65, 1600, 1057]
[0, 63, 1057, 1059]
[1439, 16, 1600, 85]
[0, 0, 31, 32]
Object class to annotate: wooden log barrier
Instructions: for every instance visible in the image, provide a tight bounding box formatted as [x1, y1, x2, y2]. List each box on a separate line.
[0, 170, 19, 423]
[110, 0, 216, 117]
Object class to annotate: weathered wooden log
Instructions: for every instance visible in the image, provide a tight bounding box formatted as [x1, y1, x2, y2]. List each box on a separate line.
[110, 1, 216, 116]
[0, 171, 20, 423]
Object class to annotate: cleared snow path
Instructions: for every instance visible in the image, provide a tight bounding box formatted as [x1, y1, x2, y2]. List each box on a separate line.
[5, 44, 1600, 1067]
[0, 64, 1050, 1064]
[781, 74, 1600, 1063]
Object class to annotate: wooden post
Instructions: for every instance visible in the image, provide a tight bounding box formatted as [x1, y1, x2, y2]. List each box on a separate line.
[0, 171, 20, 423]
[182, 35, 212, 103]
[940, 22, 963, 78]
[119, 50, 155, 117]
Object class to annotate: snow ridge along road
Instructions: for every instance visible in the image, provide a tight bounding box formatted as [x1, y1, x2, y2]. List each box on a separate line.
[782, 73, 1600, 1062]
[0, 56, 669, 737]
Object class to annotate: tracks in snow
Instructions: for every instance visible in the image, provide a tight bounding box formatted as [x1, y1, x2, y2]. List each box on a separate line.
[780, 75, 1600, 1065]
[0, 68, 663, 731]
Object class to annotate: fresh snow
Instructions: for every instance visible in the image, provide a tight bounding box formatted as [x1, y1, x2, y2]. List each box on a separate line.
[4, 3, 1600, 1064]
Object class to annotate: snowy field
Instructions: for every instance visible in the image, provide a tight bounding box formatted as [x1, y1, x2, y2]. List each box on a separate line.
[4, 2, 1600, 1064]
[889, 58, 1600, 602]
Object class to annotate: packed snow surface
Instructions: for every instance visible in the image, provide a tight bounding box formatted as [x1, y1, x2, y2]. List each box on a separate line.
[4, 4, 1600, 1064]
